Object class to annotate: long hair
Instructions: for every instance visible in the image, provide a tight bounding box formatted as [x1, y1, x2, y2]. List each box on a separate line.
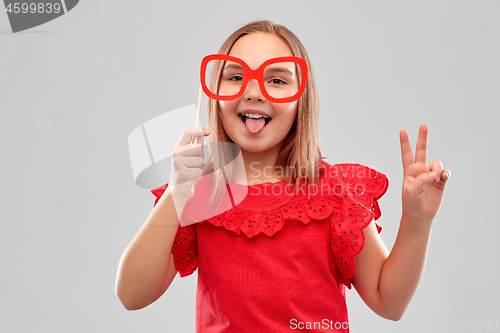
[202, 20, 324, 209]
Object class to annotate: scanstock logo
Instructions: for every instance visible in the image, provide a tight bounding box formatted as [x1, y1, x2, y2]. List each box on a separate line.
[3, 0, 79, 33]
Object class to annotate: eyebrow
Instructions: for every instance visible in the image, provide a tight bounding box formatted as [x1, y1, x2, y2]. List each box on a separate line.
[223, 63, 244, 71]
[223, 63, 295, 76]
[265, 67, 295, 76]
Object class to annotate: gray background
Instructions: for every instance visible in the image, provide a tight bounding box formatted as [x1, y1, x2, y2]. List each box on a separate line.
[1, 1, 498, 332]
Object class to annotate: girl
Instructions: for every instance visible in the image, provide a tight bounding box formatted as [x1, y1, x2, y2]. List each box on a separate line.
[116, 21, 450, 332]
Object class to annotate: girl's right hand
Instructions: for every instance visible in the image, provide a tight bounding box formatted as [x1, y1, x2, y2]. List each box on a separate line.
[167, 127, 210, 204]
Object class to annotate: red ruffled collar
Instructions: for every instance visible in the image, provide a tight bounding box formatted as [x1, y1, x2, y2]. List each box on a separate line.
[154, 161, 389, 288]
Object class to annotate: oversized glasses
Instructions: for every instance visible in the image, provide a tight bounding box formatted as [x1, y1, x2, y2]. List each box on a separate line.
[200, 54, 308, 103]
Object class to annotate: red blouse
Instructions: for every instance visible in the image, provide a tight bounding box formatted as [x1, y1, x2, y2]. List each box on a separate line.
[151, 161, 388, 332]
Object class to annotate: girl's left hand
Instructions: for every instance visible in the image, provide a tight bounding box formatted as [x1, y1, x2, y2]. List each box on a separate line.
[400, 124, 451, 224]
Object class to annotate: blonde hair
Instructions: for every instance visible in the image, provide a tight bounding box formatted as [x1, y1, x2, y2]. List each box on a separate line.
[202, 20, 324, 208]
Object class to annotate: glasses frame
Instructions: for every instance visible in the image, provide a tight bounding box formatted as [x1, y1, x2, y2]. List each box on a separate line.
[200, 54, 308, 103]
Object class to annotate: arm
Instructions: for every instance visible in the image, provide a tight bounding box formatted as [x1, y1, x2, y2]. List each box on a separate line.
[115, 188, 181, 311]
[351, 216, 432, 321]
[115, 126, 208, 310]
[351, 124, 451, 321]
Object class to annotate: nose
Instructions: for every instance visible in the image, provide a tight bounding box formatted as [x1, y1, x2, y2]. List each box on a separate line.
[242, 79, 266, 102]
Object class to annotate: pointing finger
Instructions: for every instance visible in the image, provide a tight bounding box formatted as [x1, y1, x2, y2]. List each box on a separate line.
[400, 129, 414, 170]
[177, 127, 210, 147]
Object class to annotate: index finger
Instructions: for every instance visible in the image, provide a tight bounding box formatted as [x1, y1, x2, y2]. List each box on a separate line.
[177, 127, 209, 147]
[400, 129, 414, 170]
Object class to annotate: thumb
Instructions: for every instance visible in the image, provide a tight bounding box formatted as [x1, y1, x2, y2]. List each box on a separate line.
[406, 172, 436, 197]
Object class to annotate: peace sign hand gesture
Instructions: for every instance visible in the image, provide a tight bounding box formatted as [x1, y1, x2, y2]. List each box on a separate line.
[400, 124, 451, 224]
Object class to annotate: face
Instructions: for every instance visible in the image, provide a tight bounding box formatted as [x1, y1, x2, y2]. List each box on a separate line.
[218, 33, 299, 156]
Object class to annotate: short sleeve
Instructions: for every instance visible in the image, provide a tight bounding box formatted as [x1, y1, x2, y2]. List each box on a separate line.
[327, 163, 388, 288]
[343, 164, 388, 231]
[151, 184, 198, 278]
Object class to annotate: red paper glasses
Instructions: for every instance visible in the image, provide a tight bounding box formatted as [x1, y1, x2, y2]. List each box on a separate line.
[201, 54, 308, 103]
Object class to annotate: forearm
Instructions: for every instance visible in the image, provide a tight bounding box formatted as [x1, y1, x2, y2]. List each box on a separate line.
[377, 215, 433, 320]
[115, 189, 183, 310]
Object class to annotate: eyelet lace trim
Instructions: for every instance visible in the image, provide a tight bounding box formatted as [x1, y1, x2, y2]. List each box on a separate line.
[196, 195, 335, 238]
[151, 162, 388, 285]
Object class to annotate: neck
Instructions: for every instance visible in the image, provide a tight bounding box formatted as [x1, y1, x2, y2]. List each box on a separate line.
[232, 144, 283, 185]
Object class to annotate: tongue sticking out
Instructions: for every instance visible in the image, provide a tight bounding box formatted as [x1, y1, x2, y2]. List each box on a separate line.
[244, 117, 266, 134]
